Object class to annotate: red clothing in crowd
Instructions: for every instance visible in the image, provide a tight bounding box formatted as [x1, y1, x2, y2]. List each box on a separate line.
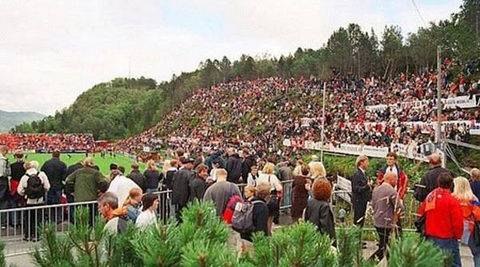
[418, 188, 463, 239]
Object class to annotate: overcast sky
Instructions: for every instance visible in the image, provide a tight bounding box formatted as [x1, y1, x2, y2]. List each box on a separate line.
[0, 0, 462, 115]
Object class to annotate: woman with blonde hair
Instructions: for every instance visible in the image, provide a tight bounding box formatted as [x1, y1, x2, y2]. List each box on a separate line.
[453, 176, 480, 266]
[257, 162, 283, 227]
[123, 188, 143, 222]
[309, 161, 326, 180]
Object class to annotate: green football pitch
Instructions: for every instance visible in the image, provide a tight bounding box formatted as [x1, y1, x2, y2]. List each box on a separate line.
[6, 153, 146, 176]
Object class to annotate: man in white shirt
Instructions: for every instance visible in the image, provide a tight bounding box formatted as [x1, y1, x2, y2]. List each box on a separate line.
[107, 167, 140, 207]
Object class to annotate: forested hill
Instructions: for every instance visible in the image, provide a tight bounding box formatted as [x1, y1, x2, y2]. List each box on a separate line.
[0, 110, 44, 132]
[12, 0, 480, 140]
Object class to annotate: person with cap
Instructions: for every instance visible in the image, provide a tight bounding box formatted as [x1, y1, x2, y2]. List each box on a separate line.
[128, 162, 146, 192]
[0, 145, 10, 229]
[172, 157, 196, 221]
[414, 152, 453, 202]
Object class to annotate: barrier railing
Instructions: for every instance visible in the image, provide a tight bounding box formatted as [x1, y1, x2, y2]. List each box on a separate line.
[0, 180, 419, 257]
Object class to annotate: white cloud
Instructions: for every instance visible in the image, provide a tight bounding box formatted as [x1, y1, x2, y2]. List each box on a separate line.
[0, 0, 462, 115]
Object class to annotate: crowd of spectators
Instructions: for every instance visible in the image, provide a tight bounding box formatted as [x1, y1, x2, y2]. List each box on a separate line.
[0, 134, 96, 153]
[116, 65, 479, 157]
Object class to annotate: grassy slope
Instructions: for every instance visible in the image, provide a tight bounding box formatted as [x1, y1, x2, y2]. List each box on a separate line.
[6, 153, 145, 176]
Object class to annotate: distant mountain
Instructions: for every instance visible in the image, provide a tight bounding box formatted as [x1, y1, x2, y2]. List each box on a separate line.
[0, 110, 45, 132]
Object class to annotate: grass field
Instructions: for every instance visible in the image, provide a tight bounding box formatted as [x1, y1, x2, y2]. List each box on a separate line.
[6, 153, 145, 176]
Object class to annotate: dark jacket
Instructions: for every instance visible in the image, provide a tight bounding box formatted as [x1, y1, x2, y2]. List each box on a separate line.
[291, 175, 310, 219]
[226, 154, 242, 183]
[164, 169, 177, 190]
[189, 176, 208, 201]
[241, 197, 269, 241]
[304, 198, 336, 245]
[143, 169, 161, 191]
[66, 162, 83, 177]
[128, 170, 146, 192]
[351, 168, 371, 205]
[172, 168, 195, 207]
[414, 166, 452, 202]
[41, 157, 67, 190]
[10, 161, 26, 181]
[241, 155, 256, 182]
[65, 167, 108, 202]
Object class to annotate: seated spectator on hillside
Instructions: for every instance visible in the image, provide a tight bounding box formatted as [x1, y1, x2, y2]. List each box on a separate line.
[136, 193, 159, 230]
[203, 169, 242, 216]
[99, 192, 128, 235]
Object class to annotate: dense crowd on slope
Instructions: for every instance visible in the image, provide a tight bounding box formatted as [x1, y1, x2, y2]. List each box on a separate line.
[116, 63, 479, 156]
[0, 133, 96, 152]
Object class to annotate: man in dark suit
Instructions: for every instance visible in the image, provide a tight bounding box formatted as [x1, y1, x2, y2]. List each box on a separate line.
[172, 157, 196, 222]
[351, 155, 372, 228]
[414, 153, 452, 202]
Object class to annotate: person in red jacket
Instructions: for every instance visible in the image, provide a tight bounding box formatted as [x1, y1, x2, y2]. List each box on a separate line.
[418, 173, 463, 267]
[376, 152, 409, 200]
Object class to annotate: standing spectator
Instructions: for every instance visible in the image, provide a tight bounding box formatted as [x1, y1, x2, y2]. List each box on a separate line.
[304, 178, 336, 246]
[247, 164, 259, 187]
[123, 188, 143, 222]
[370, 173, 404, 261]
[143, 160, 162, 193]
[107, 167, 140, 207]
[17, 161, 50, 241]
[65, 158, 108, 202]
[189, 164, 209, 201]
[99, 192, 128, 235]
[136, 193, 159, 230]
[241, 149, 256, 183]
[257, 162, 283, 229]
[66, 161, 83, 177]
[291, 164, 311, 222]
[376, 152, 409, 199]
[41, 151, 67, 205]
[469, 168, 480, 201]
[418, 173, 463, 267]
[225, 148, 242, 184]
[203, 169, 242, 216]
[0, 146, 10, 228]
[240, 182, 270, 241]
[163, 159, 178, 191]
[452, 176, 480, 266]
[309, 161, 326, 180]
[9, 152, 26, 227]
[172, 157, 196, 221]
[277, 161, 293, 181]
[128, 163, 146, 192]
[414, 153, 452, 202]
[65, 158, 108, 225]
[209, 159, 222, 184]
[351, 155, 372, 228]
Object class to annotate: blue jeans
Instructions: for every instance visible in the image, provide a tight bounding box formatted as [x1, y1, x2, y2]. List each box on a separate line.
[47, 188, 63, 223]
[427, 237, 461, 267]
[468, 235, 480, 267]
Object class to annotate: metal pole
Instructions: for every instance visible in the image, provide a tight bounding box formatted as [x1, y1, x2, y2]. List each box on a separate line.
[435, 46, 442, 144]
[320, 82, 326, 162]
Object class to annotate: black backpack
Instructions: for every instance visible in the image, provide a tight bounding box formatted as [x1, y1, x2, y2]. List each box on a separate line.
[25, 172, 45, 199]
